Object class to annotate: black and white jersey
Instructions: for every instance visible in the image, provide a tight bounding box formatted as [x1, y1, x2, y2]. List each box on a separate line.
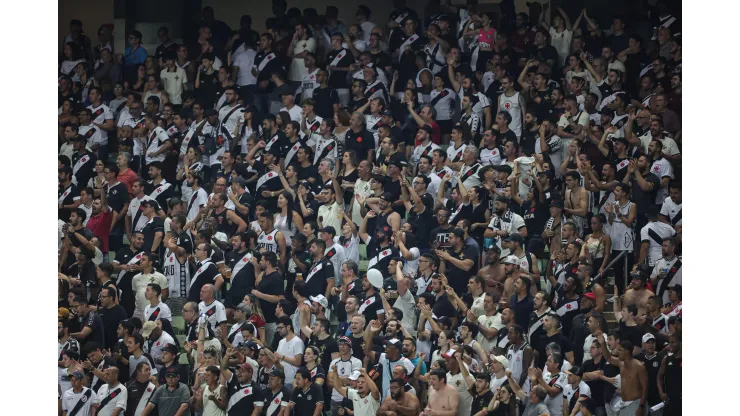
[188, 260, 221, 302]
[59, 183, 81, 207]
[145, 126, 169, 164]
[163, 247, 192, 299]
[145, 179, 175, 209]
[301, 69, 320, 100]
[199, 300, 227, 338]
[226, 373, 265, 415]
[185, 187, 208, 222]
[218, 103, 246, 146]
[659, 197, 682, 227]
[364, 80, 390, 103]
[327, 48, 355, 89]
[429, 88, 456, 121]
[62, 387, 97, 416]
[79, 123, 105, 147]
[87, 104, 114, 143]
[263, 386, 291, 416]
[145, 302, 172, 322]
[71, 151, 97, 187]
[257, 229, 280, 255]
[639, 221, 676, 266]
[128, 196, 154, 232]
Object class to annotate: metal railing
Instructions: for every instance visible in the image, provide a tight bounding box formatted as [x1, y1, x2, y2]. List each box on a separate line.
[592, 250, 629, 289]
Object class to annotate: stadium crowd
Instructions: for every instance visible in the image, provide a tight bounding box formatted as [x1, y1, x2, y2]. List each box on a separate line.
[57, 1, 683, 415]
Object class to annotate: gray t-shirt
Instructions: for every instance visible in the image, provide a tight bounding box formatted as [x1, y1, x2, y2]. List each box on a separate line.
[522, 402, 550, 416]
[150, 383, 191, 416]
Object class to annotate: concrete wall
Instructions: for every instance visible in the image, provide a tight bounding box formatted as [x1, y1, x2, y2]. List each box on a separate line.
[59, 0, 115, 50]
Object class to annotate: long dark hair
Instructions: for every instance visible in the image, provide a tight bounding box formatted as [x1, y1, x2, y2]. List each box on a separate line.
[281, 191, 296, 229]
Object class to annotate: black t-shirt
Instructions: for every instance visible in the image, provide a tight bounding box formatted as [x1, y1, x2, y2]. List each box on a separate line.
[358, 293, 385, 328]
[107, 182, 131, 217]
[407, 196, 435, 249]
[471, 390, 494, 415]
[350, 334, 366, 363]
[258, 271, 284, 322]
[344, 128, 375, 161]
[326, 49, 354, 89]
[630, 173, 660, 215]
[349, 97, 369, 114]
[290, 382, 324, 416]
[432, 293, 456, 320]
[527, 45, 559, 66]
[297, 164, 319, 183]
[429, 225, 453, 249]
[312, 86, 339, 120]
[196, 69, 220, 106]
[637, 352, 662, 405]
[535, 332, 573, 368]
[581, 356, 607, 406]
[619, 321, 644, 349]
[98, 305, 127, 351]
[494, 129, 517, 145]
[310, 336, 339, 376]
[444, 244, 479, 295]
[141, 216, 165, 254]
[305, 258, 335, 298]
[81, 310, 106, 349]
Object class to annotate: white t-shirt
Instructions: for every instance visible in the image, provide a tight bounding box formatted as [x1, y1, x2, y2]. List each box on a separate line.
[277, 335, 305, 383]
[233, 48, 257, 86]
[318, 201, 343, 232]
[288, 38, 317, 81]
[132, 272, 168, 316]
[280, 105, 303, 123]
[446, 370, 473, 416]
[476, 313, 504, 353]
[548, 27, 573, 66]
[582, 333, 608, 363]
[379, 354, 415, 400]
[543, 371, 567, 416]
[329, 356, 363, 401]
[160, 67, 187, 105]
[347, 388, 381, 416]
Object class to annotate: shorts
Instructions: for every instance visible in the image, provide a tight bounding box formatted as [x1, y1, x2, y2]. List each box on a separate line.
[437, 119, 453, 134]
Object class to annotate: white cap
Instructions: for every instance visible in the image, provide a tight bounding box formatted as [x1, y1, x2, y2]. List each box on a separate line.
[503, 255, 519, 265]
[492, 355, 509, 368]
[642, 333, 656, 343]
[309, 295, 329, 309]
[349, 371, 361, 381]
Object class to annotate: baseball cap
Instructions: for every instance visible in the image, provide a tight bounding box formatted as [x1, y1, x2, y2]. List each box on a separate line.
[380, 191, 395, 201]
[71, 371, 85, 380]
[642, 333, 656, 343]
[233, 177, 248, 187]
[168, 197, 183, 208]
[310, 295, 329, 309]
[387, 158, 406, 169]
[386, 338, 402, 350]
[141, 321, 157, 338]
[140, 199, 161, 211]
[630, 270, 648, 280]
[245, 341, 261, 353]
[238, 362, 254, 373]
[349, 370, 362, 381]
[582, 292, 596, 300]
[205, 108, 218, 117]
[487, 244, 501, 252]
[504, 233, 524, 243]
[320, 226, 337, 236]
[565, 366, 584, 377]
[162, 343, 178, 355]
[164, 366, 180, 377]
[337, 336, 352, 346]
[503, 255, 519, 265]
[269, 368, 286, 381]
[441, 348, 457, 359]
[550, 199, 564, 209]
[492, 355, 509, 368]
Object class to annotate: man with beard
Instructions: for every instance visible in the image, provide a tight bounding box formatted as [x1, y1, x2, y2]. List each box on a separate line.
[485, 198, 527, 257]
[436, 228, 478, 296]
[225, 232, 259, 315]
[188, 243, 224, 302]
[112, 231, 145, 316]
[478, 245, 505, 294]
[527, 291, 554, 356]
[358, 272, 386, 328]
[360, 218, 399, 274]
[253, 252, 286, 347]
[304, 239, 335, 299]
[429, 207, 454, 250]
[623, 271, 655, 316]
[330, 366, 381, 416]
[402, 176, 435, 250]
[552, 276, 582, 338]
[377, 377, 420, 416]
[365, 321, 415, 401]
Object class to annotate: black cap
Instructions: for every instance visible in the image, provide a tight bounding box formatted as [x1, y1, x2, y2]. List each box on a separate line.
[269, 368, 286, 380]
[613, 136, 629, 147]
[140, 199, 161, 211]
[538, 170, 554, 179]
[504, 233, 524, 243]
[320, 226, 337, 236]
[387, 158, 406, 169]
[566, 366, 584, 377]
[380, 191, 395, 201]
[164, 366, 180, 377]
[372, 174, 387, 184]
[168, 197, 183, 208]
[550, 199, 564, 209]
[162, 343, 178, 355]
[381, 109, 393, 117]
[205, 109, 218, 117]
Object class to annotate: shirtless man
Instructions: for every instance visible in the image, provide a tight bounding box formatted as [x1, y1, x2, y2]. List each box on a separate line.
[477, 246, 505, 295]
[501, 256, 522, 308]
[596, 333, 649, 416]
[622, 272, 654, 316]
[563, 171, 589, 237]
[378, 377, 421, 416]
[422, 369, 459, 416]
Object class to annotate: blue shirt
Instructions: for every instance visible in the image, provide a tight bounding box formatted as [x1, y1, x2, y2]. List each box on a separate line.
[510, 293, 534, 331]
[124, 46, 148, 66]
[408, 356, 427, 376]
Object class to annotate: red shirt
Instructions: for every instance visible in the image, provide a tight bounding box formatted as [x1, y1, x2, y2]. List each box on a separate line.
[117, 168, 138, 197]
[86, 207, 113, 252]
